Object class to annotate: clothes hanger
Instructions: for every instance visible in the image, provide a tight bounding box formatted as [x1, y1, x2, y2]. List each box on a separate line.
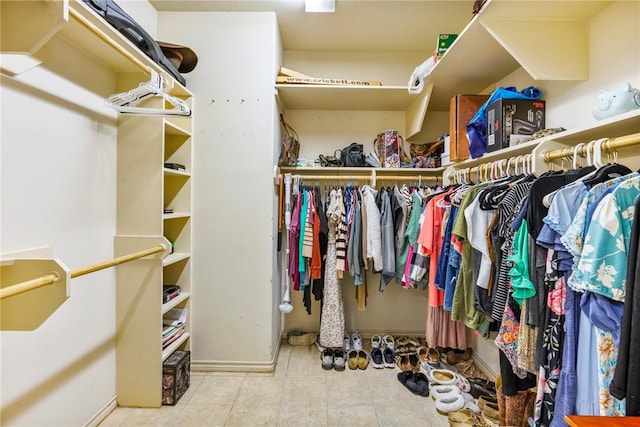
[583, 138, 633, 185]
[105, 70, 191, 116]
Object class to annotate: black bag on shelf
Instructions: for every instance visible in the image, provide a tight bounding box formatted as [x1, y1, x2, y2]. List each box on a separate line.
[82, 0, 187, 86]
[340, 143, 367, 167]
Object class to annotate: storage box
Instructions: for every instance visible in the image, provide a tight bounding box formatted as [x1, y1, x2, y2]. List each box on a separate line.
[162, 350, 190, 405]
[449, 94, 490, 161]
[486, 99, 546, 152]
[437, 34, 458, 59]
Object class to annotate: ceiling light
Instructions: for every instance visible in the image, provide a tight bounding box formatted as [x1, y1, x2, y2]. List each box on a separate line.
[305, 0, 335, 13]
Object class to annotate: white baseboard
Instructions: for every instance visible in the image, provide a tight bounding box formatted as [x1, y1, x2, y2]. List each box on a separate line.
[84, 395, 117, 427]
[472, 353, 499, 380]
[192, 342, 281, 373]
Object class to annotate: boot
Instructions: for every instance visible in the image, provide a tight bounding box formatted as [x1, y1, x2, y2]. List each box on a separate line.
[495, 375, 506, 426]
[505, 390, 529, 427]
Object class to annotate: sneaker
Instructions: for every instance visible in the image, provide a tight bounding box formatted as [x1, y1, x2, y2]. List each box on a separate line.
[344, 335, 351, 351]
[371, 348, 385, 369]
[383, 346, 395, 368]
[370, 335, 382, 349]
[321, 348, 334, 370]
[351, 331, 363, 351]
[333, 349, 346, 371]
[382, 335, 395, 350]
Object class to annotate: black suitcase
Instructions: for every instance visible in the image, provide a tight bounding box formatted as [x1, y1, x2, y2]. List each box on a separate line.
[83, 0, 187, 86]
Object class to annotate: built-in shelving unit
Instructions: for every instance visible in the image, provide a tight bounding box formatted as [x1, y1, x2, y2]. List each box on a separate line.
[1, 0, 195, 409]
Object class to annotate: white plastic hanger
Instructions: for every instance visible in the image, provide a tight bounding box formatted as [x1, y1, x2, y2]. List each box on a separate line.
[105, 70, 191, 116]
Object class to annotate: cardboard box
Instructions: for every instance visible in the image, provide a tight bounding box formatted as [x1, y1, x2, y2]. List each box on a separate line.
[486, 99, 545, 152]
[449, 94, 490, 161]
[437, 34, 458, 59]
[162, 350, 190, 405]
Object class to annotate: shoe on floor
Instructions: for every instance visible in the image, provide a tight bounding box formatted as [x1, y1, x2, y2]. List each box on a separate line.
[347, 350, 359, 370]
[321, 348, 334, 370]
[333, 349, 346, 371]
[382, 334, 395, 350]
[427, 368, 457, 385]
[371, 335, 382, 349]
[435, 393, 466, 415]
[357, 350, 369, 370]
[371, 347, 385, 369]
[447, 347, 472, 365]
[351, 331, 363, 351]
[383, 346, 395, 368]
[344, 335, 351, 351]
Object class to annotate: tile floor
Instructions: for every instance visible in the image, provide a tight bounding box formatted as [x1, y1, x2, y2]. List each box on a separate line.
[99, 342, 453, 426]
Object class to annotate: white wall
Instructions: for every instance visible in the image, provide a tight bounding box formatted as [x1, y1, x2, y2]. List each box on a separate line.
[157, 11, 282, 369]
[0, 37, 119, 426]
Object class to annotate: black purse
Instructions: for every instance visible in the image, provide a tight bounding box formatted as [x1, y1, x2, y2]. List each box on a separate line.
[339, 143, 366, 167]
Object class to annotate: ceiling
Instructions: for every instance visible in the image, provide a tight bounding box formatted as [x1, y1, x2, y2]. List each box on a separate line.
[148, 0, 476, 51]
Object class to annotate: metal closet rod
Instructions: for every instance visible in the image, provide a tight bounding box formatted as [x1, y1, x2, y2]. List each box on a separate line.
[543, 131, 640, 162]
[293, 174, 438, 181]
[0, 244, 166, 300]
[448, 154, 533, 183]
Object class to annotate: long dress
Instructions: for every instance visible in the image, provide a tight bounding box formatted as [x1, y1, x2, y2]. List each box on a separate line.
[319, 189, 345, 348]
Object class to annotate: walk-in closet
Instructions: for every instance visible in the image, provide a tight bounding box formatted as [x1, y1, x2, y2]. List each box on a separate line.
[1, 0, 639, 426]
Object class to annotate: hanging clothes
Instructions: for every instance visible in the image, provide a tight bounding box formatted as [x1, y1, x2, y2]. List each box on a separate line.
[319, 188, 345, 349]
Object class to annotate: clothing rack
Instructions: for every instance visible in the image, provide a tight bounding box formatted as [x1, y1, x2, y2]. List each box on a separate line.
[543, 131, 640, 162]
[0, 244, 166, 300]
[447, 154, 534, 184]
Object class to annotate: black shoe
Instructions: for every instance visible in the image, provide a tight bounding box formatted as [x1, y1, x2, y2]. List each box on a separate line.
[383, 347, 395, 368]
[408, 372, 430, 397]
[371, 348, 384, 369]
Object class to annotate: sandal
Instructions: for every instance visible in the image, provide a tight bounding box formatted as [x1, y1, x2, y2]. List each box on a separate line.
[427, 368, 457, 385]
[357, 350, 369, 370]
[347, 350, 359, 370]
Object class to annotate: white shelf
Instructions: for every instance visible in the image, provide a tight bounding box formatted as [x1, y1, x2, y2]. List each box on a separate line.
[163, 252, 190, 267]
[162, 332, 190, 361]
[164, 168, 190, 177]
[446, 109, 640, 170]
[425, 0, 613, 111]
[0, 0, 192, 96]
[163, 212, 191, 220]
[275, 84, 413, 111]
[162, 292, 190, 314]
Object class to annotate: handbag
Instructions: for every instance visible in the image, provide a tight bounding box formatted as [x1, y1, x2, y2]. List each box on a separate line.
[278, 114, 300, 167]
[374, 130, 410, 168]
[339, 143, 366, 167]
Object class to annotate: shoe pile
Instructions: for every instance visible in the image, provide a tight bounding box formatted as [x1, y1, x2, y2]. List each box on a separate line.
[425, 369, 479, 417]
[370, 334, 395, 369]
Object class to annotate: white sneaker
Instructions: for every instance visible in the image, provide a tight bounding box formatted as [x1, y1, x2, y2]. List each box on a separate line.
[351, 331, 363, 351]
[344, 334, 351, 351]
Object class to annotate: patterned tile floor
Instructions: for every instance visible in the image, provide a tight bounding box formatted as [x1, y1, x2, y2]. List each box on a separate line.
[99, 343, 452, 426]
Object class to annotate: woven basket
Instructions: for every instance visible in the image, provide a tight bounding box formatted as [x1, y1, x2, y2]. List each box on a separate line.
[288, 332, 317, 346]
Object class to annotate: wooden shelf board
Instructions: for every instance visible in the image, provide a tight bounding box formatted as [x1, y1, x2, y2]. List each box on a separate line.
[276, 85, 415, 111]
[164, 168, 190, 177]
[163, 252, 190, 267]
[162, 332, 190, 361]
[162, 292, 190, 314]
[165, 119, 191, 137]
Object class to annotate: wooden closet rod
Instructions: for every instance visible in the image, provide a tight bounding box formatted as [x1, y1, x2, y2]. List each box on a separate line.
[543, 132, 640, 162]
[0, 244, 166, 300]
